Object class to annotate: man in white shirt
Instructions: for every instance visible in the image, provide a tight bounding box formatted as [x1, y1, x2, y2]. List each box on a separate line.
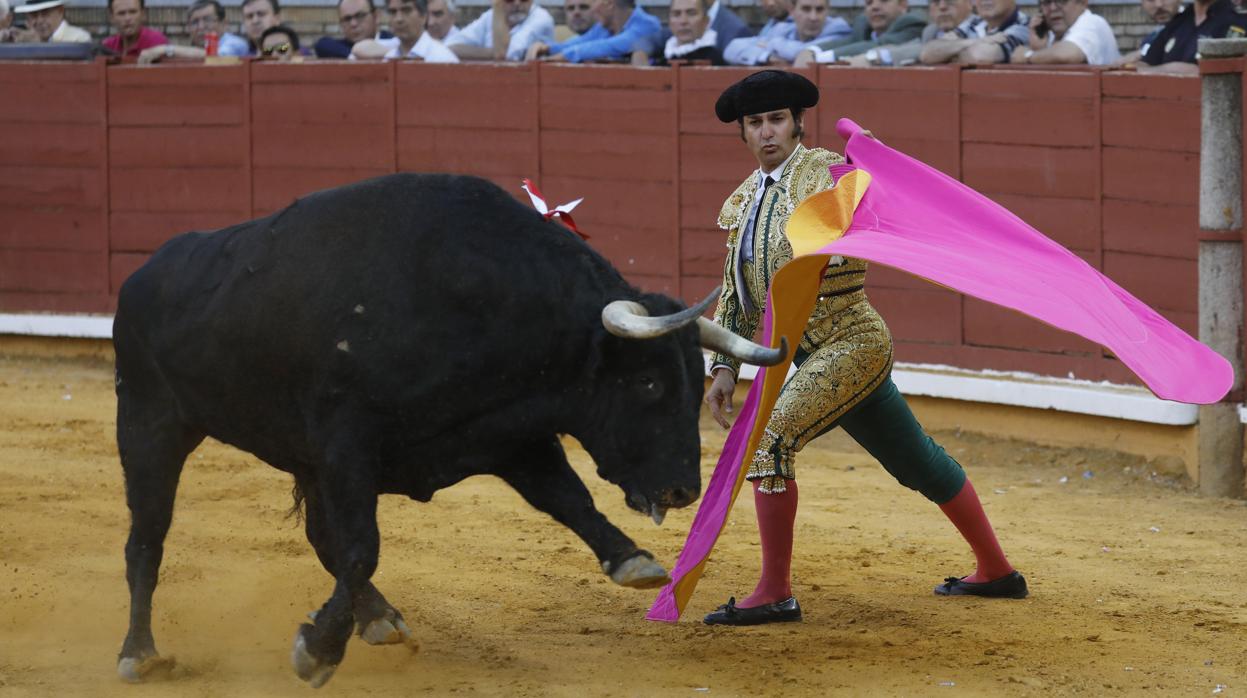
[1015, 0, 1120, 64]
[352, 0, 459, 60]
[14, 0, 90, 42]
[424, 0, 460, 41]
[444, 0, 553, 60]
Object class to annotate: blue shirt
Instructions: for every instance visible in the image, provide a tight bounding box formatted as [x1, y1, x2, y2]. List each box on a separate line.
[549, 7, 662, 63]
[218, 31, 250, 57]
[724, 16, 850, 65]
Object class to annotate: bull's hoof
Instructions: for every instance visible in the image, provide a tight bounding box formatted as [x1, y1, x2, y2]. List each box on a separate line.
[292, 629, 338, 688]
[604, 553, 670, 589]
[360, 614, 420, 652]
[117, 653, 176, 683]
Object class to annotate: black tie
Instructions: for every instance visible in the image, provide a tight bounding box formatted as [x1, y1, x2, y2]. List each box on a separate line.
[751, 176, 776, 241]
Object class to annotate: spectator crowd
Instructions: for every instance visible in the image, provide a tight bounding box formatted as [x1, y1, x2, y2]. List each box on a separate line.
[0, 0, 1243, 71]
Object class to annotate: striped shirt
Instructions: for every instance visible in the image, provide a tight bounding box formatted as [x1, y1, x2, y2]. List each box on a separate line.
[952, 9, 1031, 59]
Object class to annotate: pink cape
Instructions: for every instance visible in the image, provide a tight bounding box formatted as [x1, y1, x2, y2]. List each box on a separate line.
[647, 118, 1233, 623]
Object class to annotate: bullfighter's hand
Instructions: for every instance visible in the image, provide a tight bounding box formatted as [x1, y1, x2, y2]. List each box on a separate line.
[705, 368, 736, 429]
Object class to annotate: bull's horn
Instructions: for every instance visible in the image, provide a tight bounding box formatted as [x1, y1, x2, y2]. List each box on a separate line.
[697, 318, 788, 367]
[601, 287, 718, 339]
[601, 287, 788, 367]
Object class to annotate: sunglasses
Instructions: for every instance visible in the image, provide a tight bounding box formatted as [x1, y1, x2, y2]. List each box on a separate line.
[566, 2, 590, 8]
[263, 42, 294, 56]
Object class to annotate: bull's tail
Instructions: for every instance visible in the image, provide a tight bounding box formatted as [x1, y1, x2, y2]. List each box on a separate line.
[288, 478, 307, 524]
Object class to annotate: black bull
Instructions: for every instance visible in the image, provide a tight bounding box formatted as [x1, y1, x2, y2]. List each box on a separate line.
[112, 174, 782, 687]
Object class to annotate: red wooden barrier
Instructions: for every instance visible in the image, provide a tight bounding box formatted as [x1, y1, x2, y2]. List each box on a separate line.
[0, 62, 1225, 390]
[0, 60, 109, 312]
[539, 64, 680, 297]
[396, 62, 538, 192]
[250, 62, 396, 216]
[107, 64, 252, 296]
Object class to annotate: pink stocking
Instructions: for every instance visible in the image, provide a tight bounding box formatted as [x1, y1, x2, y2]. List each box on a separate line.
[739, 479, 798, 608]
[938, 479, 1014, 583]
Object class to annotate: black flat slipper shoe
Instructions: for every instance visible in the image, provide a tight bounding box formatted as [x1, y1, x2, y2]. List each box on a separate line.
[934, 571, 1029, 599]
[703, 596, 803, 626]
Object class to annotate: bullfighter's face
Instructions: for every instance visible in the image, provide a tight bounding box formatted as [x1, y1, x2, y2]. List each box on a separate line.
[743, 108, 802, 172]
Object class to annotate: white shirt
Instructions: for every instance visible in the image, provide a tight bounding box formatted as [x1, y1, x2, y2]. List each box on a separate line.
[664, 28, 717, 59]
[1048, 9, 1120, 65]
[707, 0, 720, 23]
[374, 32, 460, 62]
[51, 20, 91, 43]
[444, 5, 555, 61]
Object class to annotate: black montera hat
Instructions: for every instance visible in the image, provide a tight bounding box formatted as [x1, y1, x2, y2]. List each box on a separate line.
[714, 70, 819, 124]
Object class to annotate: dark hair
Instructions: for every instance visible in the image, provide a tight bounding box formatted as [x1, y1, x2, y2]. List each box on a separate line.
[390, 0, 428, 14]
[242, 0, 280, 14]
[737, 107, 805, 142]
[188, 0, 225, 21]
[108, 0, 145, 12]
[260, 23, 300, 49]
[337, 0, 376, 11]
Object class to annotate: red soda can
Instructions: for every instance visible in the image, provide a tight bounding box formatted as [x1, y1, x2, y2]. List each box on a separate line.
[204, 31, 219, 56]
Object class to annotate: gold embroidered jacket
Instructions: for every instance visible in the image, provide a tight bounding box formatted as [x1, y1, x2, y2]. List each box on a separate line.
[710, 144, 890, 375]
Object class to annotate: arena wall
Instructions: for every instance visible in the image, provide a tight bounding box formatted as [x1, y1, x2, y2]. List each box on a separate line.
[0, 61, 1242, 482]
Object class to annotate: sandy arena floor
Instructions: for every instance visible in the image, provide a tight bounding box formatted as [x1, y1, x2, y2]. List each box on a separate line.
[0, 352, 1245, 697]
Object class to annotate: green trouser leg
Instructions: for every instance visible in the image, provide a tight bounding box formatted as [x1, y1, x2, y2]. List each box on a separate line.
[829, 376, 967, 505]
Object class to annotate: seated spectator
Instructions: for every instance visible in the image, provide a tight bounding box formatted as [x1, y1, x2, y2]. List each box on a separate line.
[557, 0, 594, 40]
[1115, 0, 1180, 64]
[708, 0, 753, 52]
[919, 0, 1029, 64]
[1014, 0, 1119, 64]
[727, 0, 849, 64]
[189, 0, 249, 54]
[242, 0, 281, 54]
[525, 0, 662, 62]
[13, 0, 89, 42]
[315, 0, 393, 58]
[1139, 0, 1246, 73]
[651, 0, 751, 57]
[352, 0, 458, 60]
[795, 0, 925, 65]
[654, 0, 725, 64]
[876, 0, 972, 65]
[102, 0, 169, 58]
[444, 0, 553, 60]
[260, 23, 300, 59]
[424, 0, 460, 42]
[139, 0, 250, 63]
[0, 0, 35, 43]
